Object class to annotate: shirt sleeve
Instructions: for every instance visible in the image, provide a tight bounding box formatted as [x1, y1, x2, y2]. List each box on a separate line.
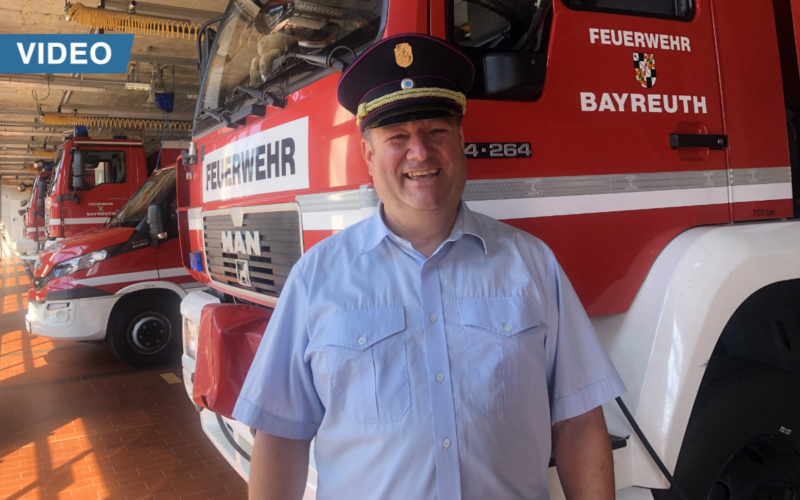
[545, 255, 626, 423]
[232, 264, 324, 440]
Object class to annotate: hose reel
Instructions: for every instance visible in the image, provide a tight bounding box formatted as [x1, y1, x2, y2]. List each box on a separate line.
[41, 113, 192, 132]
[65, 2, 201, 40]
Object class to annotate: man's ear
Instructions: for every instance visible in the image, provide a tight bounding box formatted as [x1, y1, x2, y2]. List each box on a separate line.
[361, 136, 374, 175]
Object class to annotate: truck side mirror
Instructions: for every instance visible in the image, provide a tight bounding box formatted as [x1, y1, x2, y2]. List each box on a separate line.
[18, 209, 26, 216]
[482, 53, 546, 100]
[147, 204, 168, 242]
[72, 149, 85, 189]
[37, 180, 46, 201]
[20, 200, 28, 207]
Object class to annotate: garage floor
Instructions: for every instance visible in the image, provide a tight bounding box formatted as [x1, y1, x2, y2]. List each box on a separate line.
[0, 258, 248, 500]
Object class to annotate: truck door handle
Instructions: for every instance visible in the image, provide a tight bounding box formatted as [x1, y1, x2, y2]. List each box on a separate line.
[670, 133, 728, 150]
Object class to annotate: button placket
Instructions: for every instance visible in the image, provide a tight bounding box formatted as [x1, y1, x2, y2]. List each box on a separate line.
[419, 258, 461, 498]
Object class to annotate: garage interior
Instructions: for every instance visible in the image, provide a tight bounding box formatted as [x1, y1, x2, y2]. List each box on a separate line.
[0, 1, 249, 499]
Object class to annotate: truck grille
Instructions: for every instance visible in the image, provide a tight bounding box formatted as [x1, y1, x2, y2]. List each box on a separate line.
[33, 270, 54, 289]
[202, 209, 302, 299]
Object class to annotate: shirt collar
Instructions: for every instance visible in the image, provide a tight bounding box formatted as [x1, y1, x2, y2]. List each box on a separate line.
[360, 201, 488, 256]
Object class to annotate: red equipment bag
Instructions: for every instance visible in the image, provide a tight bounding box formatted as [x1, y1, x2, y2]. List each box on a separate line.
[192, 303, 272, 419]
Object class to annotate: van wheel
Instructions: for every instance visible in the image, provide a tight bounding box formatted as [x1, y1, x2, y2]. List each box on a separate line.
[108, 295, 180, 367]
[652, 363, 800, 500]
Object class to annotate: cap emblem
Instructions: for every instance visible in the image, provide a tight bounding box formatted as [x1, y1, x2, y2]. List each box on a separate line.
[394, 43, 413, 68]
[401, 78, 415, 89]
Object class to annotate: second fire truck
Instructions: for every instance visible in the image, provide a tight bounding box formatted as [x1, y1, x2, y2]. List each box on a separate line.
[27, 164, 201, 366]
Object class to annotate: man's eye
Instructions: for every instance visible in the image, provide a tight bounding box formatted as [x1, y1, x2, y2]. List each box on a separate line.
[388, 134, 406, 140]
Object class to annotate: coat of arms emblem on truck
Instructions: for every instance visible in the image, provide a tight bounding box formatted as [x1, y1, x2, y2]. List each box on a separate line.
[634, 52, 656, 88]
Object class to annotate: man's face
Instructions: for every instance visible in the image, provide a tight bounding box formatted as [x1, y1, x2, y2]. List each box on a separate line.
[361, 117, 466, 219]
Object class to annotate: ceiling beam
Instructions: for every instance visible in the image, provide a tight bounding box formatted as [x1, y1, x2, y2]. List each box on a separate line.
[0, 139, 51, 145]
[0, 75, 200, 93]
[130, 54, 198, 67]
[0, 131, 66, 137]
[0, 154, 54, 160]
[0, 106, 196, 121]
[0, 121, 66, 129]
[0, 77, 107, 93]
[102, 0, 224, 26]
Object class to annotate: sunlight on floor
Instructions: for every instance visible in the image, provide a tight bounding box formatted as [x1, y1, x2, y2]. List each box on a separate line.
[3, 295, 19, 314]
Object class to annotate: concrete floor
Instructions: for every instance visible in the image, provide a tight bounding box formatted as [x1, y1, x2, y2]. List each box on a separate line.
[0, 258, 247, 500]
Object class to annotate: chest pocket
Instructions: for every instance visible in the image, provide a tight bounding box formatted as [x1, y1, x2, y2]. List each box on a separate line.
[458, 296, 544, 411]
[324, 307, 410, 424]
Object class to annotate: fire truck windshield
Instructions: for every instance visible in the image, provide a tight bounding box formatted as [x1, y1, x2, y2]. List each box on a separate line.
[196, 0, 383, 134]
[113, 168, 176, 228]
[47, 147, 64, 197]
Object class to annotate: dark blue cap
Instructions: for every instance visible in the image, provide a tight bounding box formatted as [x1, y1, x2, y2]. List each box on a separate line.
[337, 33, 474, 131]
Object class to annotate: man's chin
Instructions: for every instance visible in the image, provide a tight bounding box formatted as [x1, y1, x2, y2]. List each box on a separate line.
[400, 198, 458, 213]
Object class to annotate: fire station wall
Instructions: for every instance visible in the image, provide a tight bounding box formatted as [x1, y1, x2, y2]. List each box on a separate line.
[0, 186, 30, 256]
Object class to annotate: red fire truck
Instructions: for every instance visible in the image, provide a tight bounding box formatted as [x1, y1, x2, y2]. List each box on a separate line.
[26, 164, 202, 366]
[44, 133, 187, 243]
[177, 0, 800, 498]
[13, 168, 52, 265]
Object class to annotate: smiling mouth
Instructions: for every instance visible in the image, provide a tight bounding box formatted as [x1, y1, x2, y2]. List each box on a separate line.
[405, 168, 441, 181]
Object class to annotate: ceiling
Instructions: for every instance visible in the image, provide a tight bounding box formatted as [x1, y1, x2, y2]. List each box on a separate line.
[0, 0, 227, 183]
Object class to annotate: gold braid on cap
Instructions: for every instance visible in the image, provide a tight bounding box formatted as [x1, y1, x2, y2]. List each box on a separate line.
[356, 87, 467, 127]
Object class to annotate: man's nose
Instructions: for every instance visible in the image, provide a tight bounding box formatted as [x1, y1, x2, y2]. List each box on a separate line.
[406, 131, 435, 162]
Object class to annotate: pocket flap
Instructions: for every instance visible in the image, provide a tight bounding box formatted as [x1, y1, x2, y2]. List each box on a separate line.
[325, 306, 406, 350]
[458, 296, 539, 335]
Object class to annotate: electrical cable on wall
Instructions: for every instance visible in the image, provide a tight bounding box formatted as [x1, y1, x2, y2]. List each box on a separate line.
[65, 2, 201, 40]
[40, 113, 191, 132]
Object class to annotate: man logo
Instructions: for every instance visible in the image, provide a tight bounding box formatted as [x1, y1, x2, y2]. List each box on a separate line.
[221, 230, 261, 255]
[634, 53, 656, 89]
[235, 259, 251, 287]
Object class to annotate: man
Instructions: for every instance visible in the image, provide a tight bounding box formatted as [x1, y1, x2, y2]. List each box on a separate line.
[233, 33, 626, 500]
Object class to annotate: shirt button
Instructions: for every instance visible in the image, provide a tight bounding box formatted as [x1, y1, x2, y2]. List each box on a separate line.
[442, 439, 451, 448]
[357, 336, 366, 345]
[436, 373, 445, 382]
[503, 324, 512, 332]
[429, 314, 438, 323]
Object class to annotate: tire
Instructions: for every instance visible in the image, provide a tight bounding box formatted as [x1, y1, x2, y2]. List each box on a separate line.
[653, 362, 800, 500]
[107, 294, 181, 367]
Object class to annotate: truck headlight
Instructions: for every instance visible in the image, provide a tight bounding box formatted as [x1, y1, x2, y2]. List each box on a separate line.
[184, 317, 198, 359]
[52, 250, 107, 278]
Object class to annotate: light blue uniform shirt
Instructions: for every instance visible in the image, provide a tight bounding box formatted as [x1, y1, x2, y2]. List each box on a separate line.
[234, 202, 626, 500]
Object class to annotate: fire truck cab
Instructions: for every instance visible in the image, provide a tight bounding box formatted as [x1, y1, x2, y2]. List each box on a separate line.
[177, 0, 800, 498]
[13, 168, 52, 265]
[26, 164, 202, 367]
[44, 132, 188, 244]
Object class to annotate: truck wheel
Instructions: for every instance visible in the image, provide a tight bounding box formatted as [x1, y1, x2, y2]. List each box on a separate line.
[108, 295, 181, 367]
[653, 362, 800, 500]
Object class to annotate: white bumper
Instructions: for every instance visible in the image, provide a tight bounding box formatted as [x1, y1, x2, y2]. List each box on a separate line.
[179, 290, 317, 495]
[12, 239, 38, 257]
[25, 295, 119, 341]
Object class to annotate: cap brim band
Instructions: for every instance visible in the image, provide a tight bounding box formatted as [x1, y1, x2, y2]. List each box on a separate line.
[356, 87, 466, 128]
[362, 102, 463, 130]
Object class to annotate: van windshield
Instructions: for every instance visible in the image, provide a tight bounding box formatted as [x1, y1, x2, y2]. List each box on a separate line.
[196, 0, 383, 134]
[114, 169, 176, 228]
